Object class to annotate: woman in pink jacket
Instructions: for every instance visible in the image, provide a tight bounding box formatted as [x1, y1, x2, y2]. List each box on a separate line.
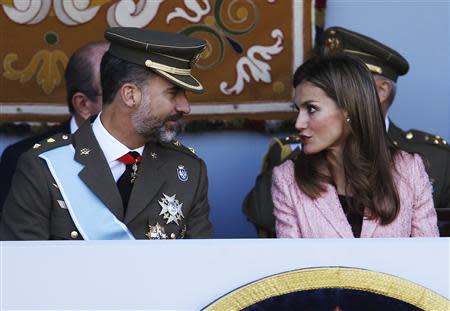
[272, 54, 439, 238]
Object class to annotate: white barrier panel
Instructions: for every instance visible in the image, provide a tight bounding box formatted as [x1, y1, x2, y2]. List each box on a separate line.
[1, 238, 449, 310]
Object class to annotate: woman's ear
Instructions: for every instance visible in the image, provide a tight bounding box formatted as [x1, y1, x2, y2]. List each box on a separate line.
[343, 111, 351, 123]
[119, 83, 141, 108]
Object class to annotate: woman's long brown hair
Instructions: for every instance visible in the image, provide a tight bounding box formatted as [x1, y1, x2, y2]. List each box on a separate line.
[293, 54, 400, 225]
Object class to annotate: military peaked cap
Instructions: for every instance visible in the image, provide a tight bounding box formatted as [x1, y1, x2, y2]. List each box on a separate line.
[105, 27, 207, 93]
[321, 26, 409, 81]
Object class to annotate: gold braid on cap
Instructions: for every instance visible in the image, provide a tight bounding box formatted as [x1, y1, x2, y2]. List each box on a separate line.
[145, 59, 191, 75]
[342, 49, 383, 74]
[365, 63, 383, 74]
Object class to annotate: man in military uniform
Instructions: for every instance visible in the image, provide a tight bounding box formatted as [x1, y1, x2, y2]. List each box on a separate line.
[243, 26, 450, 237]
[0, 42, 109, 215]
[0, 27, 213, 240]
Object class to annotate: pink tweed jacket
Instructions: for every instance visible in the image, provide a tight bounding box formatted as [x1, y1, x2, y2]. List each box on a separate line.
[272, 152, 439, 238]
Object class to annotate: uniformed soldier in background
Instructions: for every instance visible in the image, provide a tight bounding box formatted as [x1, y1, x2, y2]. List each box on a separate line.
[0, 41, 109, 217]
[243, 26, 450, 237]
[1, 27, 213, 240]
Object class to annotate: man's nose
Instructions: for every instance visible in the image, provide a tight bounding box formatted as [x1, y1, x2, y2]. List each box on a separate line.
[175, 93, 191, 114]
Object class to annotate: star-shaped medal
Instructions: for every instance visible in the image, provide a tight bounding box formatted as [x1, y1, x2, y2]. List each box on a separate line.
[158, 193, 184, 226]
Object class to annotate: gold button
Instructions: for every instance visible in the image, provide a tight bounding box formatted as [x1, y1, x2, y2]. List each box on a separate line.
[170, 233, 176, 239]
[70, 231, 79, 239]
[424, 135, 430, 141]
[33, 143, 41, 149]
[433, 139, 439, 144]
[393, 140, 398, 146]
[62, 135, 69, 140]
[443, 140, 447, 145]
[47, 138, 55, 143]
[405, 132, 413, 140]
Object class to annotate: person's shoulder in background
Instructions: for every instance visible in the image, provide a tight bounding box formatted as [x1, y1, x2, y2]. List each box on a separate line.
[0, 122, 69, 211]
[262, 134, 302, 172]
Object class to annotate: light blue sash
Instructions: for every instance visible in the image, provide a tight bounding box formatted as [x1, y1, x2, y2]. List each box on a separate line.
[39, 145, 135, 240]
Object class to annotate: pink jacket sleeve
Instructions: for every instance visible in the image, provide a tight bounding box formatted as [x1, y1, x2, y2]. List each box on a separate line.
[272, 161, 302, 238]
[410, 154, 439, 237]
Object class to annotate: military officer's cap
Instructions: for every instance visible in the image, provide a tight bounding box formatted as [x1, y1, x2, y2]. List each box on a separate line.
[321, 26, 409, 81]
[104, 27, 206, 93]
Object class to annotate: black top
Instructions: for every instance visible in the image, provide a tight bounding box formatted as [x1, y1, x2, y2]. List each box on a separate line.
[338, 195, 363, 238]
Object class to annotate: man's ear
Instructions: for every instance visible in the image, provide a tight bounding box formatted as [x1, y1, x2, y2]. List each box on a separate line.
[72, 92, 92, 120]
[374, 79, 392, 104]
[119, 83, 141, 108]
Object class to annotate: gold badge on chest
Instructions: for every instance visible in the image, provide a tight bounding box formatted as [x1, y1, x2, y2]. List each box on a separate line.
[146, 222, 167, 239]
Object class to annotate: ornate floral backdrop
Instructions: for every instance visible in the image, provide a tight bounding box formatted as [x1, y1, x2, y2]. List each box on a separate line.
[0, 0, 321, 121]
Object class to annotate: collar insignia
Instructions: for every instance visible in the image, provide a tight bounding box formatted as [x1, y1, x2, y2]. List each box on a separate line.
[80, 148, 91, 155]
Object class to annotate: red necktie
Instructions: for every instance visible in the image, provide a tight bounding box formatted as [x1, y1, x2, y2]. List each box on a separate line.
[116, 151, 142, 210]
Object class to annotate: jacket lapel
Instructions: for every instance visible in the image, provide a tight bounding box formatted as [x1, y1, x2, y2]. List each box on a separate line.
[360, 216, 379, 238]
[72, 121, 124, 221]
[124, 143, 167, 224]
[313, 184, 354, 238]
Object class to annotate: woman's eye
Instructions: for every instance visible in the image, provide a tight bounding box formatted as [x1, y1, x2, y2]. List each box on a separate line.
[307, 105, 317, 113]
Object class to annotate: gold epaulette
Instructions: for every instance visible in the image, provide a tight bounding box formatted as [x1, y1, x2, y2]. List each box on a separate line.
[402, 130, 448, 147]
[279, 134, 301, 145]
[166, 140, 198, 158]
[32, 134, 71, 151]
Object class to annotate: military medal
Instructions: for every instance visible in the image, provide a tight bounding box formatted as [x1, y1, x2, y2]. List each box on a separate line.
[146, 223, 167, 239]
[131, 162, 138, 183]
[177, 165, 188, 182]
[158, 193, 184, 225]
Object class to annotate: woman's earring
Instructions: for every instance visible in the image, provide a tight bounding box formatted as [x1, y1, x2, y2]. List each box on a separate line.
[346, 117, 351, 123]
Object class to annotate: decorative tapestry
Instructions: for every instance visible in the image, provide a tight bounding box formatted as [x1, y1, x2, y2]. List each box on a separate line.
[0, 0, 319, 121]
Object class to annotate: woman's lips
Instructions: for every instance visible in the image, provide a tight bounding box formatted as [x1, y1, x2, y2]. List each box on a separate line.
[299, 134, 311, 143]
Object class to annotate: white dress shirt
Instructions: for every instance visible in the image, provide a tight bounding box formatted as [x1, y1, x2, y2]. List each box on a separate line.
[91, 114, 144, 182]
[69, 116, 78, 134]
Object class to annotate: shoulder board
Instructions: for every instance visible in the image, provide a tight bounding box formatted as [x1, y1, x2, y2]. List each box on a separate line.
[278, 134, 301, 145]
[31, 133, 72, 154]
[398, 129, 449, 150]
[160, 140, 198, 159]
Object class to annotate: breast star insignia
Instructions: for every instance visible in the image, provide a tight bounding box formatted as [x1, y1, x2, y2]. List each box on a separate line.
[158, 193, 184, 226]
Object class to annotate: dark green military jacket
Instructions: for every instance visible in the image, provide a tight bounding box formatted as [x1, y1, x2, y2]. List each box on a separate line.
[0, 120, 213, 240]
[388, 122, 450, 236]
[242, 135, 301, 238]
[243, 122, 450, 237]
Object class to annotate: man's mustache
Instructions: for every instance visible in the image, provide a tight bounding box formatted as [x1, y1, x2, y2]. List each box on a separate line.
[165, 113, 183, 122]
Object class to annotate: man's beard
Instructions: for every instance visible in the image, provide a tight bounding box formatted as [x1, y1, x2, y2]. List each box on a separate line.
[131, 106, 182, 143]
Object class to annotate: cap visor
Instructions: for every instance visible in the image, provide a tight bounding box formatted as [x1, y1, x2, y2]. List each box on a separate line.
[155, 70, 204, 94]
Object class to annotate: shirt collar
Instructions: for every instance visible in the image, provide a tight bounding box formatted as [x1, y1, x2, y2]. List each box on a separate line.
[91, 113, 144, 164]
[69, 116, 78, 134]
[385, 115, 390, 132]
